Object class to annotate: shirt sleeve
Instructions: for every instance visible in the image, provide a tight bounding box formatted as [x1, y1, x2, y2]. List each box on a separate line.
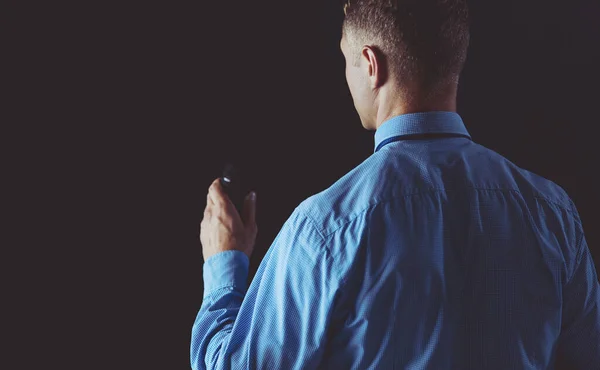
[190, 207, 343, 370]
[555, 234, 600, 369]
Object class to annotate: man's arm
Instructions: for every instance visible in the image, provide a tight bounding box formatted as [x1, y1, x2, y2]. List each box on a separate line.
[190, 208, 343, 370]
[555, 234, 600, 368]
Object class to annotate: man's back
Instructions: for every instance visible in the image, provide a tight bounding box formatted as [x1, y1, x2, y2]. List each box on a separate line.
[190, 112, 599, 370]
[298, 112, 600, 369]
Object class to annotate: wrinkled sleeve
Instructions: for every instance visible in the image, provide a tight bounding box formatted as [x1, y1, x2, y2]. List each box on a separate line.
[190, 208, 342, 370]
[555, 233, 600, 369]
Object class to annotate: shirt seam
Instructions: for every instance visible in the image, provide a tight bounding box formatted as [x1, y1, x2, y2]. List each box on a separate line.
[296, 207, 327, 242]
[293, 208, 341, 285]
[311, 186, 576, 239]
[467, 186, 574, 215]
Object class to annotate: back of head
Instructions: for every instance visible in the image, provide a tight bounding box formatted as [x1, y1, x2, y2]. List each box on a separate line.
[342, 0, 470, 100]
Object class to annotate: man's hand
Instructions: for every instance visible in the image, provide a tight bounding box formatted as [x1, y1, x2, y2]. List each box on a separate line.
[200, 178, 258, 261]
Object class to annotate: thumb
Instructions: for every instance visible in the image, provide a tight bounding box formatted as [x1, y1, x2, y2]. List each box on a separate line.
[242, 191, 257, 227]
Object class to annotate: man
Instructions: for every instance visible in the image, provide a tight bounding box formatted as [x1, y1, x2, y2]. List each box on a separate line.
[191, 0, 600, 369]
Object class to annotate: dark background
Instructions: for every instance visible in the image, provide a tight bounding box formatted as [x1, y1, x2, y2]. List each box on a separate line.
[13, 0, 599, 369]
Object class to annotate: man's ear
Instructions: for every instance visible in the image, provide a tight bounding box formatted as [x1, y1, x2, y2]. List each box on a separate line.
[361, 45, 387, 89]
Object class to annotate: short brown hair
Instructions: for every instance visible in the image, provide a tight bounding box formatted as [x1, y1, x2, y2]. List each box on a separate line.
[343, 0, 470, 98]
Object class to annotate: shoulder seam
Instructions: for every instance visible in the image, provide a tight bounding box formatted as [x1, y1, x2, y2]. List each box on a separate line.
[296, 207, 327, 242]
[306, 186, 578, 238]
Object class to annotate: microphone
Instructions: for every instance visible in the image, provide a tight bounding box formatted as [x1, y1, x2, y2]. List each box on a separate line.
[220, 162, 245, 215]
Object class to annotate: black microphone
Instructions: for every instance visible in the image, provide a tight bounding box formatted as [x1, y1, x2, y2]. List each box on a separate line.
[219, 163, 245, 215]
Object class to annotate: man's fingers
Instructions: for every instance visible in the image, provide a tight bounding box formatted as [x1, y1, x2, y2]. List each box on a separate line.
[205, 192, 213, 219]
[208, 178, 227, 209]
[202, 199, 212, 221]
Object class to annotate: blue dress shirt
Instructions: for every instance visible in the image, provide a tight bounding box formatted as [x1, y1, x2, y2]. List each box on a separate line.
[191, 111, 600, 369]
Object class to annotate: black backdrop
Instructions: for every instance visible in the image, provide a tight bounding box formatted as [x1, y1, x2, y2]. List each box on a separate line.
[14, 0, 599, 369]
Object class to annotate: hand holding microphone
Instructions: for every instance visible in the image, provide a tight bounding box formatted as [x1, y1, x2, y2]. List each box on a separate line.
[200, 163, 258, 261]
[220, 163, 245, 216]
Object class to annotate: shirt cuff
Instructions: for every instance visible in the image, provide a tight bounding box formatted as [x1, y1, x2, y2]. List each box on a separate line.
[202, 250, 249, 299]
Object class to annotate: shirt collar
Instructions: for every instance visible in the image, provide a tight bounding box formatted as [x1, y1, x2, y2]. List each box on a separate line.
[374, 111, 471, 153]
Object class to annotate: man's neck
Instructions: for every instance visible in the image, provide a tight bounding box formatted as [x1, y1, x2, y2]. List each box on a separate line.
[373, 86, 458, 130]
